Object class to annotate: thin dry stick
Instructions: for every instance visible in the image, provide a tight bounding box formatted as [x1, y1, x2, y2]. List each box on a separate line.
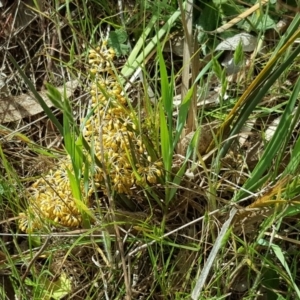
[190, 33, 200, 129]
[21, 236, 51, 283]
[264, 232, 300, 246]
[178, 0, 194, 154]
[209, 0, 269, 33]
[107, 193, 132, 300]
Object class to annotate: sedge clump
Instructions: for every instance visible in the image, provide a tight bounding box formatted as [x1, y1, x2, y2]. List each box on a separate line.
[19, 40, 162, 232]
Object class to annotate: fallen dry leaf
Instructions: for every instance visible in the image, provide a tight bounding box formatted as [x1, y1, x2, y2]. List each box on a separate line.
[215, 33, 257, 52]
[180, 120, 229, 155]
[0, 80, 78, 123]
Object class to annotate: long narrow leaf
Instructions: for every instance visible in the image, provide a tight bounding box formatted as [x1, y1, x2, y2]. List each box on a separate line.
[235, 73, 300, 201]
[123, 14, 158, 72]
[217, 28, 300, 158]
[173, 86, 194, 149]
[158, 43, 171, 111]
[271, 243, 300, 298]
[121, 4, 185, 78]
[159, 102, 171, 175]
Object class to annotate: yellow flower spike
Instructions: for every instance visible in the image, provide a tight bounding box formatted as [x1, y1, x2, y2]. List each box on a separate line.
[113, 86, 122, 94]
[138, 147, 144, 154]
[147, 175, 157, 184]
[66, 216, 76, 227]
[117, 97, 125, 104]
[63, 216, 72, 227]
[116, 183, 126, 194]
[90, 69, 98, 74]
[109, 47, 115, 55]
[155, 169, 162, 177]
[31, 179, 43, 189]
[155, 161, 163, 168]
[67, 215, 80, 227]
[88, 59, 97, 65]
[120, 126, 127, 133]
[124, 162, 131, 169]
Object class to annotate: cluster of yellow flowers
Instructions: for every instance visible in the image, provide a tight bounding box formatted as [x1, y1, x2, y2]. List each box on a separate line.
[19, 40, 162, 232]
[19, 159, 85, 231]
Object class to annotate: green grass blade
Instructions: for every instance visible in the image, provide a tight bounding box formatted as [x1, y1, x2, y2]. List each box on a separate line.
[121, 4, 184, 78]
[122, 14, 158, 74]
[217, 28, 300, 158]
[282, 105, 300, 176]
[159, 102, 171, 178]
[235, 74, 300, 201]
[271, 243, 300, 298]
[173, 86, 194, 149]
